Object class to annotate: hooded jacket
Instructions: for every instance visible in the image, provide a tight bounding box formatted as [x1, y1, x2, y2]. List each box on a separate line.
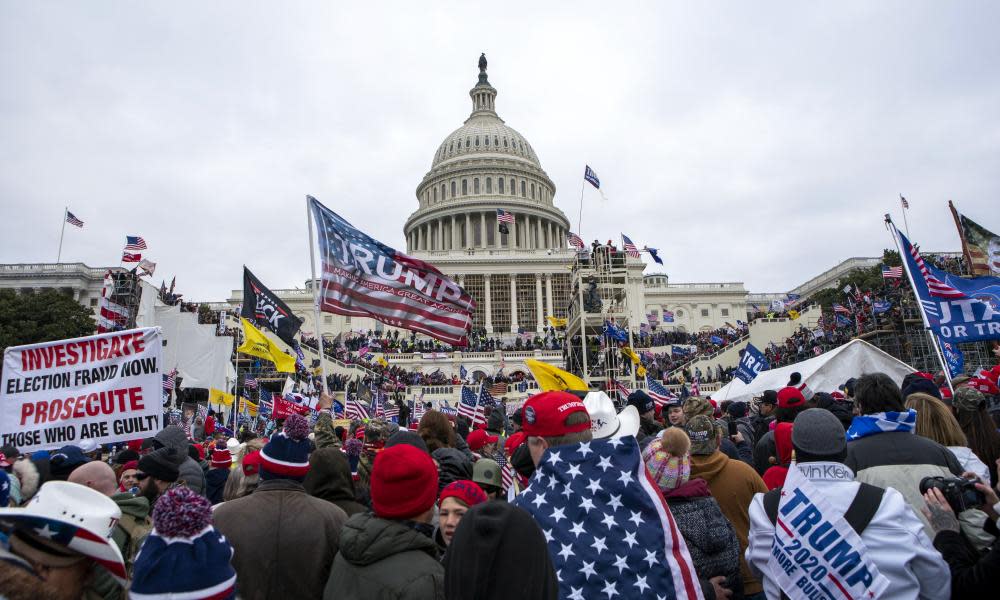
[690, 450, 768, 595]
[110, 492, 151, 577]
[663, 479, 742, 600]
[845, 428, 963, 536]
[747, 462, 951, 600]
[304, 447, 368, 516]
[153, 426, 206, 495]
[432, 448, 473, 493]
[214, 478, 349, 600]
[324, 513, 445, 600]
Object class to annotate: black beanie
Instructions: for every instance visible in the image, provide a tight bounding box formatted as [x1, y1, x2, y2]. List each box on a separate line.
[901, 373, 941, 400]
[510, 443, 535, 479]
[139, 448, 180, 482]
[444, 502, 558, 600]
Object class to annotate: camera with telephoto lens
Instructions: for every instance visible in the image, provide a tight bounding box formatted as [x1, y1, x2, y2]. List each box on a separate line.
[919, 476, 986, 513]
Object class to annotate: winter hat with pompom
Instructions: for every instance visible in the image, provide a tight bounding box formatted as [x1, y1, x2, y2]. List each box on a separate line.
[260, 414, 312, 481]
[130, 486, 236, 599]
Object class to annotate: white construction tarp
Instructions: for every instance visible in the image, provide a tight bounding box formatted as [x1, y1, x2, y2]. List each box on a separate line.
[155, 304, 235, 391]
[714, 339, 915, 404]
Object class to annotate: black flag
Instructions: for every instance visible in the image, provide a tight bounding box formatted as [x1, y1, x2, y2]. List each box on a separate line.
[498, 223, 509, 235]
[242, 267, 303, 346]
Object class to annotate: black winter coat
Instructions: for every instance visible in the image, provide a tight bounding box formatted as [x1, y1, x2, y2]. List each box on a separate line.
[933, 518, 1000, 596]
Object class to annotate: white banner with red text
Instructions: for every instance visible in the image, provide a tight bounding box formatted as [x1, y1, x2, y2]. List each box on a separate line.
[1, 327, 163, 451]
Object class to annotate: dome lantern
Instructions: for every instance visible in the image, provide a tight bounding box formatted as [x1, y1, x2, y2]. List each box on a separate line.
[470, 53, 497, 117]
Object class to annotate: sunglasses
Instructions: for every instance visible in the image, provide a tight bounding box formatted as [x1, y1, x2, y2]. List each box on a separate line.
[135, 472, 150, 481]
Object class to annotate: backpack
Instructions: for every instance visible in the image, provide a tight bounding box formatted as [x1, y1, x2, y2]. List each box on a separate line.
[762, 483, 884, 600]
[116, 511, 153, 576]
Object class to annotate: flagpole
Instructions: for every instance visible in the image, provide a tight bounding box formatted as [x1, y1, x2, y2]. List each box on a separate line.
[57, 206, 67, 263]
[306, 196, 329, 394]
[576, 177, 585, 238]
[900, 194, 911, 239]
[884, 215, 953, 393]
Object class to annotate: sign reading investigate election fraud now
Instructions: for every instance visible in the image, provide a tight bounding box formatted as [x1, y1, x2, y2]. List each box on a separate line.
[1, 328, 163, 451]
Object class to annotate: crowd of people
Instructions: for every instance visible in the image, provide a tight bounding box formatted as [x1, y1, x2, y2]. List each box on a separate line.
[3, 354, 1000, 598]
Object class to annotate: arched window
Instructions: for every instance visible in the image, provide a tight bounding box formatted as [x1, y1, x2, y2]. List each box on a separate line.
[441, 184, 445, 200]
[503, 138, 508, 148]
[510, 178, 515, 195]
[486, 177, 492, 193]
[475, 136, 480, 147]
[462, 179, 468, 195]
[474, 178, 480, 194]
[451, 181, 456, 197]
[449, 142, 453, 152]
[494, 136, 499, 146]
[530, 184, 535, 199]
[498, 178, 504, 194]
[484, 136, 490, 146]
[521, 180, 526, 197]
[433, 187, 438, 202]
[465, 138, 470, 148]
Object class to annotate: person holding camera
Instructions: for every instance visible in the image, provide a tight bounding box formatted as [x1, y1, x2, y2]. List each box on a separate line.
[922, 458, 1000, 596]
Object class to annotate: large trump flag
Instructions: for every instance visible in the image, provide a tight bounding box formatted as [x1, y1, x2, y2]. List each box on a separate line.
[308, 196, 475, 346]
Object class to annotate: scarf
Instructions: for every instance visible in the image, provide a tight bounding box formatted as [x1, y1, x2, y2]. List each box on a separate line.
[846, 409, 917, 441]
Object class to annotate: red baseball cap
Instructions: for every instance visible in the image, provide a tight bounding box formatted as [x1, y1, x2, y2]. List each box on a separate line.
[967, 377, 1000, 396]
[466, 429, 499, 452]
[521, 391, 590, 437]
[504, 431, 526, 456]
[777, 386, 806, 409]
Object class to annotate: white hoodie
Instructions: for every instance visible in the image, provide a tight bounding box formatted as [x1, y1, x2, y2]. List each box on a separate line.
[746, 461, 950, 600]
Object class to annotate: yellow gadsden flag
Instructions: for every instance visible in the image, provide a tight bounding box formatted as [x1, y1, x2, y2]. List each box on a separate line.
[237, 317, 296, 373]
[546, 316, 568, 328]
[525, 359, 589, 392]
[789, 310, 800, 320]
[208, 388, 236, 406]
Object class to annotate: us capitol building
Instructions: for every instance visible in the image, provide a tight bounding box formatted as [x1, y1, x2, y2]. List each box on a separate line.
[3, 56, 767, 363]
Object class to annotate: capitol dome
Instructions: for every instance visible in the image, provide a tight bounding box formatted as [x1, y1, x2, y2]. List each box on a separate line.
[404, 54, 570, 254]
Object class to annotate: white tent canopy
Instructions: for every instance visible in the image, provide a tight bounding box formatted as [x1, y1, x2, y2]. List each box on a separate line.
[714, 339, 915, 404]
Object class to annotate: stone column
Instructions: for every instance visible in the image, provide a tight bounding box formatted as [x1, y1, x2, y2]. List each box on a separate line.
[545, 274, 554, 318]
[509, 275, 519, 333]
[483, 274, 493, 334]
[480, 212, 487, 249]
[535, 274, 544, 332]
[464, 216, 471, 249]
[548, 221, 554, 249]
[451, 215, 457, 250]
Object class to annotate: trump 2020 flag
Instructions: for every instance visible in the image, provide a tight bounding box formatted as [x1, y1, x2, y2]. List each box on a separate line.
[513, 437, 703, 599]
[735, 343, 769, 384]
[767, 464, 889, 600]
[940, 339, 964, 379]
[242, 266, 303, 346]
[308, 196, 475, 346]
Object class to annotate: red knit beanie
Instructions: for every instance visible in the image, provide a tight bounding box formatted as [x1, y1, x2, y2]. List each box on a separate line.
[438, 480, 487, 508]
[370, 444, 438, 520]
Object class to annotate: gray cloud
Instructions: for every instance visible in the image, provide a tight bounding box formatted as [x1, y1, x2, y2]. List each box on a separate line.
[2, 2, 997, 300]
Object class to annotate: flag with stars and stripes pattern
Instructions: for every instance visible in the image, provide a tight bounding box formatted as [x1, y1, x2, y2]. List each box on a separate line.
[512, 437, 703, 599]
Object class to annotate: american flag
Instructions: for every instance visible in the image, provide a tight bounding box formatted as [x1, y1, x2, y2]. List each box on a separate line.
[458, 386, 486, 427]
[584, 165, 601, 189]
[899, 229, 964, 299]
[309, 196, 474, 346]
[621, 234, 641, 258]
[567, 231, 585, 249]
[244, 376, 258, 389]
[832, 303, 851, 315]
[612, 379, 632, 403]
[496, 208, 515, 224]
[691, 376, 700, 396]
[489, 380, 508, 397]
[97, 297, 130, 333]
[411, 394, 425, 424]
[65, 211, 84, 228]
[495, 450, 514, 490]
[662, 310, 674, 323]
[163, 369, 177, 392]
[513, 438, 704, 599]
[645, 376, 678, 407]
[258, 389, 273, 415]
[881, 265, 903, 279]
[124, 235, 147, 251]
[384, 400, 400, 420]
[345, 395, 371, 420]
[121, 252, 142, 263]
[900, 195, 909, 209]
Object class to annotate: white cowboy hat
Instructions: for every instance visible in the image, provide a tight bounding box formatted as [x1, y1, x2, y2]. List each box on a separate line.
[0, 480, 126, 586]
[583, 391, 640, 439]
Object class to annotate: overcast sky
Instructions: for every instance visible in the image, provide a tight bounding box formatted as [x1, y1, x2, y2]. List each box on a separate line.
[2, 2, 998, 301]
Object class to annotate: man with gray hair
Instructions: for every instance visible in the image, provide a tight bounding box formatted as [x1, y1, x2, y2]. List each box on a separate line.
[747, 408, 950, 600]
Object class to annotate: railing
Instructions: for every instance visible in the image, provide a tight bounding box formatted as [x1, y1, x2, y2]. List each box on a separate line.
[665, 333, 750, 379]
[0, 263, 120, 278]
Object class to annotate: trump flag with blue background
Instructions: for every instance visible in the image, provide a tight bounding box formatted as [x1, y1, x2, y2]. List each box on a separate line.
[513, 437, 703, 599]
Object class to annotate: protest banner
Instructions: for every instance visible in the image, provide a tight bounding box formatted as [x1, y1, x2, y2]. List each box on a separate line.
[1, 327, 163, 451]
